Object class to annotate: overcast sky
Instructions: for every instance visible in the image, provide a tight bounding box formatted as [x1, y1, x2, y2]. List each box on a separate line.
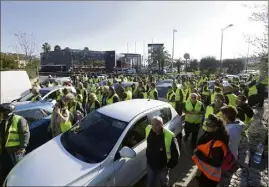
[1, 1, 267, 60]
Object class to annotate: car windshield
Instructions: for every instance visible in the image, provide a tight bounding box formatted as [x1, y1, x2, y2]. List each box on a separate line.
[156, 86, 168, 99]
[61, 111, 128, 163]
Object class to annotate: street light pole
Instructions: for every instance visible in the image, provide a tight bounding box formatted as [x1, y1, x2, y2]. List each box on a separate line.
[246, 40, 250, 72]
[220, 24, 233, 72]
[171, 29, 177, 71]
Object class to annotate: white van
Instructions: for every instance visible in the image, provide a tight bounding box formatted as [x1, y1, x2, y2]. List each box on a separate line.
[0, 70, 32, 103]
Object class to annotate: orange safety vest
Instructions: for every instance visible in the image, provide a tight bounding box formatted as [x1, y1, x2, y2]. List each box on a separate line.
[192, 140, 228, 182]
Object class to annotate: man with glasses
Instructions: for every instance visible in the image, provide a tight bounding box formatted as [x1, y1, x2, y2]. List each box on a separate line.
[183, 93, 204, 150]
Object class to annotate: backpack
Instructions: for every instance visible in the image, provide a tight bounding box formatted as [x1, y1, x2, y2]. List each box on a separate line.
[209, 140, 236, 172]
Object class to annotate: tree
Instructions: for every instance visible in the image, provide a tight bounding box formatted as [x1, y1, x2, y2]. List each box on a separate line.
[188, 59, 199, 71]
[84, 47, 89, 51]
[42, 42, 51, 53]
[175, 59, 184, 73]
[244, 3, 268, 76]
[223, 59, 245, 74]
[64, 47, 70, 50]
[54, 45, 61, 51]
[150, 46, 171, 73]
[14, 31, 37, 62]
[0, 52, 19, 70]
[200, 56, 219, 74]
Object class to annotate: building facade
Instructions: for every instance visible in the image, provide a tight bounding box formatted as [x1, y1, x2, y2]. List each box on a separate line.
[40, 48, 116, 72]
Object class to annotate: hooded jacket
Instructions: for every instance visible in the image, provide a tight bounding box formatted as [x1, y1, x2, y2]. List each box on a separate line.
[225, 120, 245, 160]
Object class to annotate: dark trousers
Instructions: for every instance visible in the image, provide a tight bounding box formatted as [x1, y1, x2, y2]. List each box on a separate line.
[198, 172, 218, 187]
[257, 83, 266, 107]
[175, 102, 183, 116]
[0, 150, 13, 185]
[184, 122, 200, 150]
[147, 165, 170, 187]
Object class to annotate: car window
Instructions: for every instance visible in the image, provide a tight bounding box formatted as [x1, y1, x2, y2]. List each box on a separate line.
[19, 92, 34, 102]
[15, 109, 47, 124]
[147, 107, 172, 125]
[122, 116, 148, 148]
[156, 87, 168, 99]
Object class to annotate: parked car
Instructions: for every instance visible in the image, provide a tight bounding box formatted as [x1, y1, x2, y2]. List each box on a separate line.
[12, 86, 76, 103]
[156, 83, 181, 102]
[157, 79, 174, 85]
[208, 80, 230, 93]
[13, 101, 54, 153]
[4, 99, 182, 186]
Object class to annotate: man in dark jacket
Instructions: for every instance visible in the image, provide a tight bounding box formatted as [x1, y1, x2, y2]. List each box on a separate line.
[236, 95, 254, 129]
[146, 116, 180, 187]
[0, 103, 30, 182]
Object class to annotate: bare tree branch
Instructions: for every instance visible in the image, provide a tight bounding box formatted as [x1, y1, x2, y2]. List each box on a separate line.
[14, 31, 37, 62]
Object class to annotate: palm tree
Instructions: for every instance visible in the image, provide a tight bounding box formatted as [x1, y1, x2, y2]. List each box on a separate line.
[183, 53, 190, 72]
[54, 45, 61, 51]
[151, 46, 171, 73]
[42, 42, 51, 53]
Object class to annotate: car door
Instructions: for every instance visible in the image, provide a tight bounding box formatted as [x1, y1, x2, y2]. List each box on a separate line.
[113, 116, 149, 186]
[15, 108, 51, 153]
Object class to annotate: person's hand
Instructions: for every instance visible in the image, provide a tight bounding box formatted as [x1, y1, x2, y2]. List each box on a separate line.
[16, 148, 25, 154]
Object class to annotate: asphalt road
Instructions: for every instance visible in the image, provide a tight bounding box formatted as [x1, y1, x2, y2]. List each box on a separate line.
[133, 138, 198, 187]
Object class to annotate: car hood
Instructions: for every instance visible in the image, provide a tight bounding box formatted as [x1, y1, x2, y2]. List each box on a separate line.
[6, 136, 100, 186]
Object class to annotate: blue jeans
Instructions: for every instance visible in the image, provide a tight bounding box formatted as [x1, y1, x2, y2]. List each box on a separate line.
[147, 164, 170, 187]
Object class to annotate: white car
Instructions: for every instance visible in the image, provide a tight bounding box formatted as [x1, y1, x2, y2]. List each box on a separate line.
[4, 99, 182, 186]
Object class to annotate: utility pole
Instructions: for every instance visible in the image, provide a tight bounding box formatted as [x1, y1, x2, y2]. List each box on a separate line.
[172, 29, 177, 71]
[246, 40, 250, 72]
[220, 24, 234, 72]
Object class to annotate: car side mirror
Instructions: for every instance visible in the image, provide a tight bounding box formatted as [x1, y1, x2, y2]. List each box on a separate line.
[119, 146, 136, 158]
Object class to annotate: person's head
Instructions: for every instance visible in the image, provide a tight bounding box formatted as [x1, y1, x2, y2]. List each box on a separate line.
[64, 93, 75, 105]
[190, 93, 198, 104]
[172, 82, 177, 90]
[236, 95, 247, 106]
[89, 93, 97, 102]
[63, 88, 70, 95]
[103, 86, 109, 94]
[0, 103, 15, 120]
[150, 83, 156, 89]
[214, 93, 225, 108]
[151, 116, 163, 134]
[204, 114, 224, 132]
[55, 100, 66, 109]
[220, 105, 238, 123]
[79, 82, 83, 89]
[108, 86, 115, 95]
[31, 87, 40, 95]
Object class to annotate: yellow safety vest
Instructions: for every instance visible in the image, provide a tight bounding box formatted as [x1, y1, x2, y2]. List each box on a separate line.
[56, 94, 63, 101]
[202, 86, 210, 96]
[148, 88, 157, 100]
[91, 85, 96, 93]
[202, 105, 222, 130]
[124, 90, 132, 100]
[248, 85, 257, 97]
[182, 89, 190, 102]
[142, 92, 148, 99]
[168, 92, 176, 109]
[185, 100, 203, 124]
[166, 91, 172, 101]
[89, 101, 96, 112]
[261, 78, 268, 88]
[226, 94, 237, 107]
[60, 120, 72, 133]
[145, 125, 174, 162]
[5, 115, 22, 148]
[106, 94, 118, 105]
[31, 95, 39, 102]
[175, 88, 182, 102]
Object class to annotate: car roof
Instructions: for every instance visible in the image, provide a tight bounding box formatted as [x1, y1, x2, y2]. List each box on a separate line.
[40, 86, 70, 92]
[157, 83, 173, 87]
[97, 99, 168, 122]
[14, 101, 54, 112]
